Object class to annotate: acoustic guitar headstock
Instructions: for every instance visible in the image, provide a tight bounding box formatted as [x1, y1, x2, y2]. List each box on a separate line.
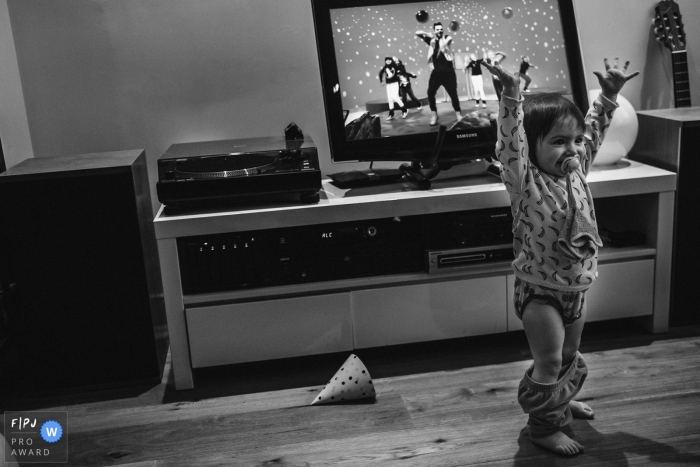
[653, 0, 686, 52]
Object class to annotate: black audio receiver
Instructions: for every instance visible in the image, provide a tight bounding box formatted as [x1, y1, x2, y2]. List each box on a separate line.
[177, 207, 515, 294]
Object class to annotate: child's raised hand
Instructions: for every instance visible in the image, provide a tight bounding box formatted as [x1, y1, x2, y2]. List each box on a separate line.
[482, 59, 520, 95]
[592, 58, 639, 97]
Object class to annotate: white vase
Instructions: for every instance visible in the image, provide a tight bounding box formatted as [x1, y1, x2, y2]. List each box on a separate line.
[588, 89, 639, 166]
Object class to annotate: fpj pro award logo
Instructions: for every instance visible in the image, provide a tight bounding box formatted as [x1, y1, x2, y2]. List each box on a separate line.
[4, 411, 68, 464]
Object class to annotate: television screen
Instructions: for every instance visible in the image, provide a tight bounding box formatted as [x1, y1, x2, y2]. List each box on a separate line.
[312, 0, 587, 165]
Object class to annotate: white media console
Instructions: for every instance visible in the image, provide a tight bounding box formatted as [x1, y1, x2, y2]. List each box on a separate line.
[154, 159, 676, 390]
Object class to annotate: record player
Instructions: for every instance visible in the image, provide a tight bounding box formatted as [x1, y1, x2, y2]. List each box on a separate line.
[156, 135, 321, 211]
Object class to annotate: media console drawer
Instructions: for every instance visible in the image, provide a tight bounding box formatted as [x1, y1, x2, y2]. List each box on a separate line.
[586, 259, 655, 322]
[506, 259, 655, 331]
[186, 293, 353, 368]
[352, 276, 508, 348]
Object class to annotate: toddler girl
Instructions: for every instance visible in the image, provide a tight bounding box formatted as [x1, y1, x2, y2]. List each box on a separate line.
[482, 57, 638, 456]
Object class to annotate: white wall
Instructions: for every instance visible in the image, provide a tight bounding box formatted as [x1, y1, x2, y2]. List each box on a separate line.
[574, 0, 700, 111]
[4, 0, 331, 215]
[1, 0, 698, 212]
[0, 0, 33, 169]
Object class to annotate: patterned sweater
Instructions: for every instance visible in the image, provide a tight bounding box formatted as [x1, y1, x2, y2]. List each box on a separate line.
[496, 93, 618, 291]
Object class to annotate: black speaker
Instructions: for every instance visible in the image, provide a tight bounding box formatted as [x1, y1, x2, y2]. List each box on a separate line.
[0, 151, 168, 397]
[631, 108, 700, 326]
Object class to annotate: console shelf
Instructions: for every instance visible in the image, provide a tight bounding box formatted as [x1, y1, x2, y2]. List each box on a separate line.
[182, 244, 657, 307]
[154, 159, 676, 390]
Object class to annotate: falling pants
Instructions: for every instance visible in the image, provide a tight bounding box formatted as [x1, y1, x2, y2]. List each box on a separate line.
[517, 351, 588, 438]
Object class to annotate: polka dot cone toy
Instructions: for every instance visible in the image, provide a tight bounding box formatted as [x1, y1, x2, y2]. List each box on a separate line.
[311, 354, 376, 405]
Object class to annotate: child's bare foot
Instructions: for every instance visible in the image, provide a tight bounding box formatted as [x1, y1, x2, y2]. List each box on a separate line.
[570, 400, 595, 419]
[530, 430, 585, 455]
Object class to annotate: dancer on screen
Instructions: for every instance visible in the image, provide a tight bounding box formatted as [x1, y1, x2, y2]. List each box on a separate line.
[378, 56, 409, 120]
[418, 22, 462, 126]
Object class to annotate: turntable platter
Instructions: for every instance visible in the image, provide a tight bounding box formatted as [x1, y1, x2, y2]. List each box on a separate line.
[173, 153, 278, 179]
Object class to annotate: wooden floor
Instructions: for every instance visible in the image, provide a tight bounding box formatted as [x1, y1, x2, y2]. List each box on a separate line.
[2, 319, 700, 466]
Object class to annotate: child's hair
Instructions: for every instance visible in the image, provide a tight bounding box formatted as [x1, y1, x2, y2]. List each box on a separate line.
[522, 93, 585, 170]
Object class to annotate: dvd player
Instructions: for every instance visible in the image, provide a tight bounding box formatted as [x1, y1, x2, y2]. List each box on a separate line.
[427, 244, 513, 273]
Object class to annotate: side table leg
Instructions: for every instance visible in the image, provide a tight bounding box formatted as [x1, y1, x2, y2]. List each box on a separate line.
[638, 190, 674, 334]
[158, 238, 194, 389]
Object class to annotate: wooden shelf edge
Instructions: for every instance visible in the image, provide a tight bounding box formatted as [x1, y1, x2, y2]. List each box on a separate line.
[599, 245, 656, 262]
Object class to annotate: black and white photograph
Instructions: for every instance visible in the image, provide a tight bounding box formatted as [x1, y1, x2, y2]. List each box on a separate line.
[0, 0, 699, 465]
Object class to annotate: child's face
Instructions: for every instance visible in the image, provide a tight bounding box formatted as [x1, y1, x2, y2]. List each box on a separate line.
[535, 116, 586, 176]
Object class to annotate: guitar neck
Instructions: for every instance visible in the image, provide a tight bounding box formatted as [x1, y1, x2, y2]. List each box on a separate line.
[671, 51, 692, 108]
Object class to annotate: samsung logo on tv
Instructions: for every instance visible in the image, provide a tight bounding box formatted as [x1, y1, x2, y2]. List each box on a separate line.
[456, 133, 478, 139]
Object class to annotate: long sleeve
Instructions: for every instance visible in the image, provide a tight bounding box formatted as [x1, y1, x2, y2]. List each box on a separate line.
[580, 93, 619, 176]
[495, 94, 526, 195]
[494, 94, 608, 291]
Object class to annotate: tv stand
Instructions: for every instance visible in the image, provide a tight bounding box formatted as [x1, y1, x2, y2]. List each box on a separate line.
[154, 159, 676, 390]
[399, 124, 448, 190]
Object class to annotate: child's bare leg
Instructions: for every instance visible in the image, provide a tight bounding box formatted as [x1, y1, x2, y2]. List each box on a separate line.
[521, 300, 585, 455]
[563, 303, 595, 419]
[522, 300, 564, 384]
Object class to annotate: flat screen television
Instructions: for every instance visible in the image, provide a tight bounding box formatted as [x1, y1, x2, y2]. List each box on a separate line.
[311, 0, 588, 167]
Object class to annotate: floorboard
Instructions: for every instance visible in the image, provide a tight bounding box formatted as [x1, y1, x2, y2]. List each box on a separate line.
[1, 319, 699, 466]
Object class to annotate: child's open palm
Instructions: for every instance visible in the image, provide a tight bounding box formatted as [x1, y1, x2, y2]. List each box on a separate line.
[593, 58, 639, 96]
[482, 59, 519, 89]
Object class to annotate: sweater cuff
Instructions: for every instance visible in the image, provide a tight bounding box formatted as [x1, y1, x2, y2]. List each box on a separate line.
[597, 93, 619, 110]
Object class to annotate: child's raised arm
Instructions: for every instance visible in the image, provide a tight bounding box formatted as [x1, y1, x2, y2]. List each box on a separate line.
[581, 59, 639, 173]
[592, 57, 639, 99]
[482, 59, 524, 193]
